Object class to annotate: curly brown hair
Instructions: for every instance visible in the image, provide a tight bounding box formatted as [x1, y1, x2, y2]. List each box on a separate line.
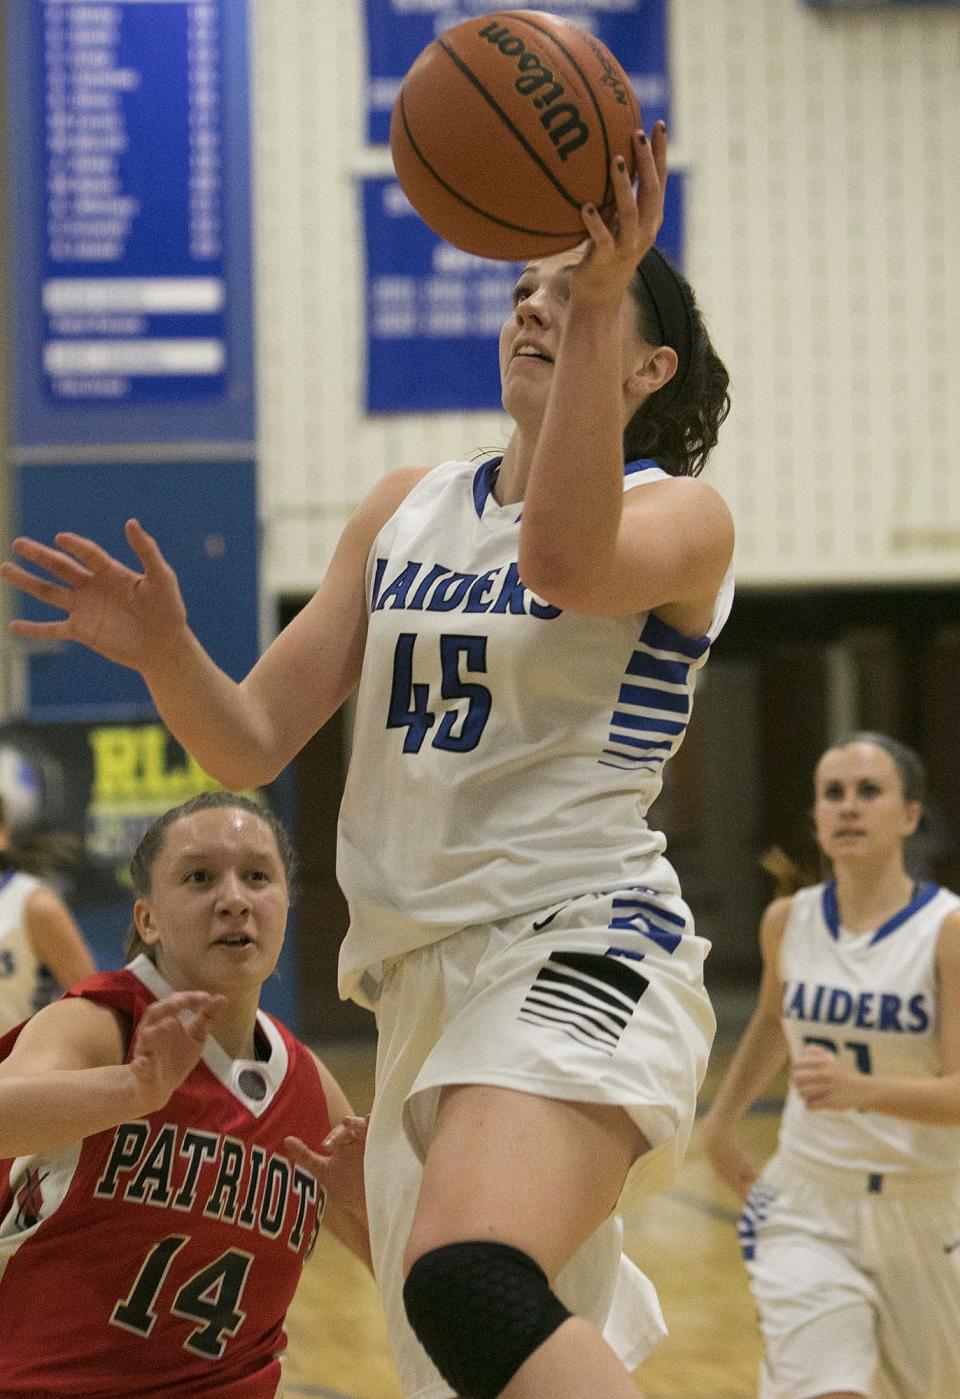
[623, 260, 730, 477]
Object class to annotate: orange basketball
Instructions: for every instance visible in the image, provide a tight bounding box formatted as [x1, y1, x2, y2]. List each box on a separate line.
[389, 10, 642, 261]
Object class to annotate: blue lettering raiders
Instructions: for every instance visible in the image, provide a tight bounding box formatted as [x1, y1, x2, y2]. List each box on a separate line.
[782, 978, 931, 1035]
[775, 879, 960, 1177]
[371, 556, 562, 620]
[94, 1121, 321, 1254]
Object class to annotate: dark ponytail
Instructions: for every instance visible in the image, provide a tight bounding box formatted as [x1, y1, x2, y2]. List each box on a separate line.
[623, 250, 730, 477]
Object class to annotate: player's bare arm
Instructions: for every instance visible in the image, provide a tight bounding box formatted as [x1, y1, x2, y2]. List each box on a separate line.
[0, 991, 221, 1156]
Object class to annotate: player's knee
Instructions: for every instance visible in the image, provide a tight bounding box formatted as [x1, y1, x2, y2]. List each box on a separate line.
[402, 1240, 571, 1399]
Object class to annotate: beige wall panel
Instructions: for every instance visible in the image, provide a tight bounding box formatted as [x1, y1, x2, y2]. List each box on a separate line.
[252, 0, 960, 598]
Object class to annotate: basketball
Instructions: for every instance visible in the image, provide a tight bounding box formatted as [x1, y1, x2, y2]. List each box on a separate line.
[389, 10, 642, 261]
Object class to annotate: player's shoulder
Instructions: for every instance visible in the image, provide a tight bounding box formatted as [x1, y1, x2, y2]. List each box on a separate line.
[758, 895, 795, 953]
[347, 461, 464, 545]
[935, 900, 960, 959]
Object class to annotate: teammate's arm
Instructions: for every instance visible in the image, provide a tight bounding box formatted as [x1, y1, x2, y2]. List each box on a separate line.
[0, 991, 221, 1157]
[25, 887, 96, 990]
[700, 898, 792, 1201]
[793, 909, 960, 1123]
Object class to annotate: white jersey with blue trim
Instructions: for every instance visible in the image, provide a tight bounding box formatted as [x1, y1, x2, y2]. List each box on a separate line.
[0, 871, 46, 1034]
[337, 457, 734, 1005]
[778, 880, 960, 1175]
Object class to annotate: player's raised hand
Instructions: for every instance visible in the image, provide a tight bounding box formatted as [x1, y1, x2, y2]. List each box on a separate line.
[128, 991, 226, 1115]
[573, 121, 667, 305]
[0, 518, 187, 672]
[286, 1115, 369, 1220]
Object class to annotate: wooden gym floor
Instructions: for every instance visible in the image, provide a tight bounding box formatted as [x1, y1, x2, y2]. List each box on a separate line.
[281, 1004, 780, 1399]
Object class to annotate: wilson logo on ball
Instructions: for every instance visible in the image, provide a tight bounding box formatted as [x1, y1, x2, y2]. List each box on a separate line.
[390, 10, 641, 260]
[586, 40, 633, 109]
[477, 20, 589, 161]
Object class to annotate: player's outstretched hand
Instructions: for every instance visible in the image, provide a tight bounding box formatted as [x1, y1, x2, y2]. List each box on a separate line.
[792, 1044, 866, 1111]
[286, 1115, 369, 1221]
[128, 991, 226, 1115]
[700, 1124, 759, 1204]
[572, 120, 667, 307]
[0, 519, 187, 673]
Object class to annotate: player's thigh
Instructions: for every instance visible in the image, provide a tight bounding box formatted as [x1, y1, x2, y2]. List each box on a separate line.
[868, 1195, 960, 1399]
[404, 1083, 644, 1280]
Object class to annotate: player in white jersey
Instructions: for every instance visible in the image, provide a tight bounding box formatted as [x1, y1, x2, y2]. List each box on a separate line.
[1, 127, 735, 1399]
[702, 734, 960, 1399]
[0, 797, 95, 1032]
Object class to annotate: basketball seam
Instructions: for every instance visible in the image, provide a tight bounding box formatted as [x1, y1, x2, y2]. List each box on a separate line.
[435, 37, 584, 214]
[398, 90, 585, 243]
[506, 15, 625, 212]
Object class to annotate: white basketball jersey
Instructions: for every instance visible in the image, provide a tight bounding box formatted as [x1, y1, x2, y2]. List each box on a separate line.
[337, 458, 734, 1005]
[778, 880, 960, 1174]
[0, 871, 47, 1034]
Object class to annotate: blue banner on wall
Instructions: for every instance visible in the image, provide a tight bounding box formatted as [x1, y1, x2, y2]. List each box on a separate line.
[4, 0, 255, 446]
[16, 459, 260, 714]
[363, 170, 684, 413]
[363, 0, 669, 147]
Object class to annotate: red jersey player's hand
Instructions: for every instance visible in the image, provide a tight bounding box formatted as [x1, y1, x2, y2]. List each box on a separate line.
[792, 1044, 867, 1111]
[128, 991, 226, 1114]
[286, 1115, 369, 1221]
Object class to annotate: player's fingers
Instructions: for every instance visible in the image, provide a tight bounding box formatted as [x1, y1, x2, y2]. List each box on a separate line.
[7, 537, 92, 586]
[181, 993, 227, 1039]
[633, 128, 664, 236]
[0, 563, 74, 612]
[285, 1136, 329, 1176]
[650, 120, 668, 194]
[8, 617, 75, 641]
[611, 152, 638, 240]
[53, 531, 124, 574]
[125, 518, 170, 576]
[579, 200, 614, 249]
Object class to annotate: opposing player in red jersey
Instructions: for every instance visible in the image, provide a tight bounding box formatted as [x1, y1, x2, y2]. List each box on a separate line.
[0, 791, 368, 1398]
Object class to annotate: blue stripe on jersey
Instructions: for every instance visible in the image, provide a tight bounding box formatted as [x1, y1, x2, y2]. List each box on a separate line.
[617, 682, 691, 714]
[613, 896, 686, 928]
[625, 650, 691, 686]
[602, 747, 665, 766]
[605, 733, 673, 751]
[821, 881, 841, 940]
[641, 612, 711, 660]
[596, 558, 712, 771]
[602, 750, 660, 770]
[472, 457, 503, 517]
[871, 881, 940, 943]
[624, 458, 660, 476]
[821, 879, 941, 944]
[610, 710, 686, 735]
[609, 894, 686, 954]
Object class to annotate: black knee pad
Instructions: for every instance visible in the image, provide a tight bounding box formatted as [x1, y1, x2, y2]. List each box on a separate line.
[403, 1240, 571, 1399]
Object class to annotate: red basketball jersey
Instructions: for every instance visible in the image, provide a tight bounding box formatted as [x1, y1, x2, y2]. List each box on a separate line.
[0, 955, 331, 1397]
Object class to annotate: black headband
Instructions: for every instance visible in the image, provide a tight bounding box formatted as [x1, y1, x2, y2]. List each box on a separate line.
[636, 247, 694, 393]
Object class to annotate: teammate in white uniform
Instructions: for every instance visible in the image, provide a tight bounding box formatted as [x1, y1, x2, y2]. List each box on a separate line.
[0, 798, 95, 1032]
[1, 127, 735, 1399]
[702, 734, 960, 1399]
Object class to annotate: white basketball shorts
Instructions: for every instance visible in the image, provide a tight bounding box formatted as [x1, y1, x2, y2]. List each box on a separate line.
[741, 1151, 960, 1399]
[363, 885, 715, 1399]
